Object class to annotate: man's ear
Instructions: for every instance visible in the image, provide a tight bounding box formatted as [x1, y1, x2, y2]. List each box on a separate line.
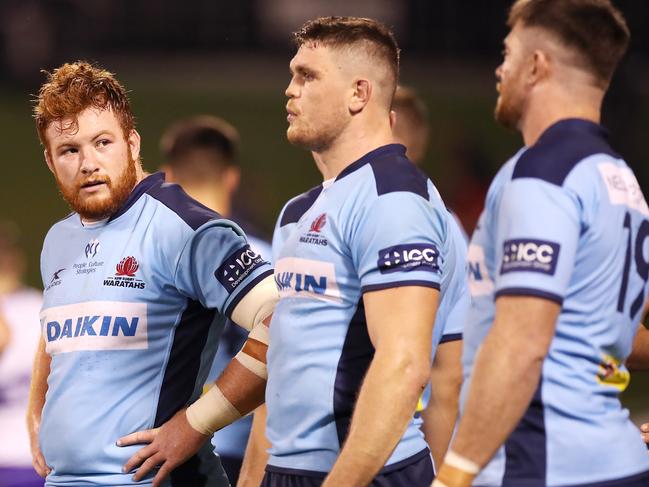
[128, 129, 142, 161]
[528, 49, 551, 87]
[223, 166, 241, 195]
[389, 109, 397, 129]
[44, 149, 55, 175]
[349, 78, 372, 114]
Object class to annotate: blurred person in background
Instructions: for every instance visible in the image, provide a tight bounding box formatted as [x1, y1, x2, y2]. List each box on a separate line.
[434, 1, 649, 486]
[159, 115, 272, 485]
[0, 222, 43, 487]
[391, 85, 430, 165]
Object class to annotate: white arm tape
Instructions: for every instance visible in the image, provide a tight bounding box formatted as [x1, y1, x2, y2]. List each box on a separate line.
[444, 450, 480, 475]
[230, 275, 278, 331]
[186, 385, 242, 436]
[233, 321, 269, 379]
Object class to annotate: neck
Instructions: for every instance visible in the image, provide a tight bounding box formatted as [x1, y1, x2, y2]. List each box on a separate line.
[312, 117, 393, 180]
[519, 84, 604, 147]
[181, 185, 231, 216]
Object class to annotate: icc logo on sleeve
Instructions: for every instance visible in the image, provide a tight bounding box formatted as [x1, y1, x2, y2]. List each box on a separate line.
[500, 238, 560, 275]
[377, 243, 441, 274]
[215, 245, 265, 292]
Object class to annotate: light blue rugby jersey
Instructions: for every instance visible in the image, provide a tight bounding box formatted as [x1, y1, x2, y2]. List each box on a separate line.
[39, 172, 273, 487]
[265, 144, 468, 475]
[463, 119, 649, 486]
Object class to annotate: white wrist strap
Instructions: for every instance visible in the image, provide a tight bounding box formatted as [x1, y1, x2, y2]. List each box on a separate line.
[186, 386, 241, 436]
[444, 450, 480, 475]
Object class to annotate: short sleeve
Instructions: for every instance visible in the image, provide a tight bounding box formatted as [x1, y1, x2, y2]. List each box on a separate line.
[494, 179, 581, 303]
[351, 192, 446, 294]
[174, 220, 274, 317]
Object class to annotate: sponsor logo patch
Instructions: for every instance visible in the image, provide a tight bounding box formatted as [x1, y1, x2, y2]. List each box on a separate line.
[46, 268, 66, 291]
[85, 239, 100, 259]
[215, 245, 265, 292]
[103, 256, 145, 289]
[500, 239, 560, 275]
[299, 213, 328, 246]
[40, 301, 148, 354]
[596, 354, 630, 392]
[598, 162, 649, 216]
[274, 257, 341, 302]
[377, 243, 441, 274]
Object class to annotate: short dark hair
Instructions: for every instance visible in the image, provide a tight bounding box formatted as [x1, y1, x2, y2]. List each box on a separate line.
[508, 0, 630, 86]
[293, 16, 400, 93]
[160, 115, 239, 181]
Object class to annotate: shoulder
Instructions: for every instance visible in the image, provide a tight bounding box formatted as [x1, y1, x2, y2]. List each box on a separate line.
[279, 184, 323, 227]
[145, 180, 221, 231]
[352, 144, 429, 200]
[512, 119, 619, 187]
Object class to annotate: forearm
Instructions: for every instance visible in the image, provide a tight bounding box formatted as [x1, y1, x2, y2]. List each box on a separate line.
[627, 325, 649, 370]
[187, 322, 268, 435]
[422, 385, 459, 469]
[451, 327, 544, 467]
[238, 404, 270, 487]
[423, 340, 462, 469]
[27, 338, 50, 432]
[323, 350, 429, 486]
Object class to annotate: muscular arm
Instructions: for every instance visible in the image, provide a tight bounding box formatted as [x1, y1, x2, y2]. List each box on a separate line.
[434, 296, 560, 487]
[421, 339, 462, 469]
[322, 286, 438, 487]
[26, 336, 52, 477]
[238, 404, 271, 487]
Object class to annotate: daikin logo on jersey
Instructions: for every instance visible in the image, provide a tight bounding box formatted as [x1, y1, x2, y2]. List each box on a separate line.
[377, 243, 441, 274]
[40, 301, 148, 354]
[500, 238, 560, 275]
[274, 257, 341, 302]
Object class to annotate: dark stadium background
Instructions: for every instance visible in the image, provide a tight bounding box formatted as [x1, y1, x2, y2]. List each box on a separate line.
[0, 0, 647, 424]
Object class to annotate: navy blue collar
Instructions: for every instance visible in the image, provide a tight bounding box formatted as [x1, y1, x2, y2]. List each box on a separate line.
[108, 172, 165, 222]
[536, 118, 609, 146]
[335, 144, 407, 181]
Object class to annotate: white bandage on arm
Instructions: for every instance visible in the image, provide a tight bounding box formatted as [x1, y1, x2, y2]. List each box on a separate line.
[230, 275, 278, 331]
[234, 321, 269, 379]
[186, 275, 276, 436]
[186, 385, 241, 436]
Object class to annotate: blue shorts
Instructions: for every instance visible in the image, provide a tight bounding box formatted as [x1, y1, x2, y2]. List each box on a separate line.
[261, 449, 433, 487]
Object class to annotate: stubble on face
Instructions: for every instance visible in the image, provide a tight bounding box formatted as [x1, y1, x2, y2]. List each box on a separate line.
[55, 149, 138, 221]
[286, 45, 351, 152]
[494, 26, 529, 131]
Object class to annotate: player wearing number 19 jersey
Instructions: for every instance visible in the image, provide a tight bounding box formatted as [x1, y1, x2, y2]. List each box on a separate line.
[463, 119, 649, 485]
[434, 2, 649, 487]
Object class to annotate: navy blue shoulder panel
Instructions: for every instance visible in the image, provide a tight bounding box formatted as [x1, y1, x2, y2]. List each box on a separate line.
[336, 144, 428, 199]
[147, 182, 220, 231]
[114, 172, 219, 230]
[369, 153, 429, 199]
[513, 119, 619, 187]
[280, 184, 323, 227]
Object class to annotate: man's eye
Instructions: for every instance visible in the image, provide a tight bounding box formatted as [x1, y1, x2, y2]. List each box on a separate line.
[97, 139, 111, 147]
[62, 148, 77, 155]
